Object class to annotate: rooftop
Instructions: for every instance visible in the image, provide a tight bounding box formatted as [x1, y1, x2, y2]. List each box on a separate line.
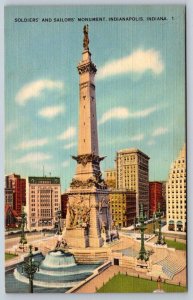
[117, 148, 149, 159]
[28, 177, 60, 184]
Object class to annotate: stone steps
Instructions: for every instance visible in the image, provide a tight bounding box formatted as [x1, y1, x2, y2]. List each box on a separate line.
[156, 255, 186, 279]
[72, 251, 108, 263]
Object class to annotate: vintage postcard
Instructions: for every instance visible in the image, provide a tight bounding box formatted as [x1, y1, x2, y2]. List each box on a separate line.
[4, 5, 186, 293]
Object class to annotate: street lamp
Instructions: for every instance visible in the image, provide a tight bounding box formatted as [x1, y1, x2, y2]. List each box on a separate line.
[156, 203, 166, 245]
[21, 245, 39, 293]
[153, 212, 156, 234]
[137, 203, 149, 262]
[56, 210, 62, 235]
[19, 207, 27, 251]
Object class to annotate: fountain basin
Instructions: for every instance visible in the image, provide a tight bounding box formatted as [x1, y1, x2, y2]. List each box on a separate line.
[6, 250, 101, 292]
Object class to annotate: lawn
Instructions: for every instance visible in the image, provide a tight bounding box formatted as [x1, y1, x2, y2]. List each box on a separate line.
[5, 253, 18, 261]
[166, 239, 186, 251]
[97, 274, 186, 293]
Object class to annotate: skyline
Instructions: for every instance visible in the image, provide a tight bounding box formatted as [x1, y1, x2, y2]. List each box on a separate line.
[5, 6, 186, 191]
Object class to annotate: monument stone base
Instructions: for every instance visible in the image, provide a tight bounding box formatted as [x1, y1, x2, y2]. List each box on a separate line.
[65, 228, 89, 248]
[89, 236, 104, 248]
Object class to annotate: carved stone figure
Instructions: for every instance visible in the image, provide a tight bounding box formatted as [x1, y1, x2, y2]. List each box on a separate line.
[70, 178, 83, 188]
[68, 204, 76, 226]
[55, 236, 67, 250]
[68, 201, 90, 228]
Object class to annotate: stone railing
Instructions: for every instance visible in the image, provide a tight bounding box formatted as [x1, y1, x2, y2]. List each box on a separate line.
[66, 261, 112, 293]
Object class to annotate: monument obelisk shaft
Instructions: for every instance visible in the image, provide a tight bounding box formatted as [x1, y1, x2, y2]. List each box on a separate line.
[75, 24, 99, 182]
[78, 32, 98, 156]
[64, 25, 111, 248]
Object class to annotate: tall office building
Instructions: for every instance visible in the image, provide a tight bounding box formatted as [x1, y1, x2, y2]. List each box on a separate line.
[104, 169, 116, 189]
[116, 148, 149, 217]
[149, 182, 163, 218]
[166, 145, 186, 232]
[5, 174, 26, 216]
[26, 177, 61, 231]
[109, 190, 136, 228]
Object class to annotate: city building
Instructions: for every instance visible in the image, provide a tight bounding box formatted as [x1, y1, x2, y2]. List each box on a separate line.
[116, 148, 149, 217]
[26, 177, 61, 231]
[5, 204, 19, 228]
[61, 193, 68, 219]
[109, 190, 136, 228]
[5, 174, 26, 216]
[160, 181, 167, 216]
[166, 145, 186, 232]
[149, 182, 163, 218]
[104, 169, 116, 189]
[5, 188, 14, 207]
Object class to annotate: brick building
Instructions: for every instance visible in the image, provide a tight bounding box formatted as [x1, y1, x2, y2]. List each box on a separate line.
[149, 182, 163, 218]
[61, 193, 68, 219]
[5, 204, 19, 228]
[5, 174, 26, 216]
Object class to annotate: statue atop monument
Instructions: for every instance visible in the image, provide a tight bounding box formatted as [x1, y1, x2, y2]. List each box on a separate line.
[83, 24, 89, 50]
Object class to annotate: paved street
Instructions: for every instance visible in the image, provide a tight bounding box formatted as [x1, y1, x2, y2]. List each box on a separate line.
[5, 232, 55, 252]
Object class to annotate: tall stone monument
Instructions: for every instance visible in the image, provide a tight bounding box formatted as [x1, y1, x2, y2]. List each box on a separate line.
[64, 25, 111, 248]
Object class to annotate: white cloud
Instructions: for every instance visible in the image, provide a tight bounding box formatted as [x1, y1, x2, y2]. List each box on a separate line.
[64, 142, 76, 149]
[62, 160, 70, 167]
[97, 48, 164, 80]
[57, 126, 76, 140]
[15, 79, 64, 105]
[152, 127, 169, 137]
[129, 106, 157, 118]
[38, 105, 65, 118]
[15, 138, 49, 150]
[16, 152, 51, 164]
[99, 107, 129, 125]
[99, 106, 157, 125]
[129, 134, 144, 141]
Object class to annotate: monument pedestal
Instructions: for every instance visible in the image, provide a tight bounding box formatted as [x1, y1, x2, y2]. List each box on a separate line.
[64, 190, 109, 248]
[89, 236, 104, 248]
[65, 228, 89, 248]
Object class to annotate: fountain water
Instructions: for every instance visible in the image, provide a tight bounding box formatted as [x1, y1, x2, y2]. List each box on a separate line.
[6, 250, 101, 292]
[40, 250, 76, 268]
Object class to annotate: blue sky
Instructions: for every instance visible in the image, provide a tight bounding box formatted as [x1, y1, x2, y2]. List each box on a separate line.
[5, 5, 186, 191]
